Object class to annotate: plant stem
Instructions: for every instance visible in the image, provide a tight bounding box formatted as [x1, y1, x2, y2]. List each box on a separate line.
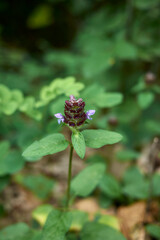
[66, 144, 73, 209]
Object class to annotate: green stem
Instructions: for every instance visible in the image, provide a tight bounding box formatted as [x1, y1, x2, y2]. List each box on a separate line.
[66, 144, 73, 209]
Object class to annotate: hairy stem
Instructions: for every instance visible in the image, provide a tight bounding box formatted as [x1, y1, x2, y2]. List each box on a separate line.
[66, 144, 73, 209]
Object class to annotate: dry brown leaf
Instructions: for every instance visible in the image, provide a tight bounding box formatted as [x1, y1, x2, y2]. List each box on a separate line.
[74, 197, 115, 220]
[131, 225, 147, 240]
[117, 201, 146, 239]
[117, 201, 158, 240]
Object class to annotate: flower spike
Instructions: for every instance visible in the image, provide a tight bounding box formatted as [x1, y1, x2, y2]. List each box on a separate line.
[54, 95, 95, 127]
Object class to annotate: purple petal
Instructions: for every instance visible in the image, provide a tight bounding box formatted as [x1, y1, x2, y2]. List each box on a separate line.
[87, 110, 95, 115]
[54, 113, 63, 119]
[86, 110, 96, 120]
[70, 95, 76, 101]
[54, 113, 64, 124]
[77, 98, 83, 103]
[58, 118, 64, 124]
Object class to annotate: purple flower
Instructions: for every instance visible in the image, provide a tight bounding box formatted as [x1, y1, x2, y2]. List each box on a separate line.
[86, 110, 96, 120]
[69, 95, 76, 101]
[54, 113, 65, 124]
[54, 95, 95, 127]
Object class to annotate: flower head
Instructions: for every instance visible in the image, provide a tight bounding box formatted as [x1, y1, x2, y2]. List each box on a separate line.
[54, 95, 95, 127]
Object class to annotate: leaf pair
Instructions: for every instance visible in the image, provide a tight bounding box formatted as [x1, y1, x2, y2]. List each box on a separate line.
[22, 130, 123, 161]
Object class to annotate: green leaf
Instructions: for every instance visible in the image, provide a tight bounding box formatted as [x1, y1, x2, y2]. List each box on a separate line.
[11, 89, 24, 105]
[134, 0, 160, 10]
[123, 167, 144, 184]
[145, 120, 160, 135]
[17, 124, 41, 149]
[99, 174, 122, 199]
[131, 78, 146, 93]
[82, 51, 113, 78]
[82, 85, 123, 109]
[2, 101, 18, 115]
[146, 224, 160, 239]
[153, 174, 160, 196]
[0, 150, 25, 176]
[0, 141, 10, 159]
[32, 204, 54, 226]
[137, 92, 154, 109]
[58, 77, 84, 96]
[152, 85, 160, 94]
[41, 209, 72, 240]
[0, 176, 10, 192]
[22, 133, 69, 161]
[82, 129, 122, 148]
[0, 223, 36, 240]
[81, 222, 126, 240]
[0, 85, 24, 115]
[50, 96, 66, 115]
[86, 154, 105, 164]
[70, 210, 89, 231]
[96, 93, 123, 108]
[116, 149, 139, 161]
[20, 96, 42, 121]
[113, 98, 140, 123]
[15, 174, 55, 199]
[114, 40, 137, 60]
[0, 84, 11, 102]
[71, 163, 105, 197]
[39, 77, 84, 104]
[72, 131, 86, 159]
[99, 193, 113, 209]
[97, 215, 120, 230]
[123, 179, 149, 199]
[82, 84, 104, 105]
[122, 167, 149, 199]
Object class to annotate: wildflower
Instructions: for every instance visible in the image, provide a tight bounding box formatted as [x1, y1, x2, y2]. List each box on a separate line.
[86, 110, 96, 120]
[54, 113, 65, 124]
[54, 95, 95, 127]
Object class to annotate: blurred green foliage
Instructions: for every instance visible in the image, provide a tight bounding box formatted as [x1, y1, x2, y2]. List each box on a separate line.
[0, 0, 160, 239]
